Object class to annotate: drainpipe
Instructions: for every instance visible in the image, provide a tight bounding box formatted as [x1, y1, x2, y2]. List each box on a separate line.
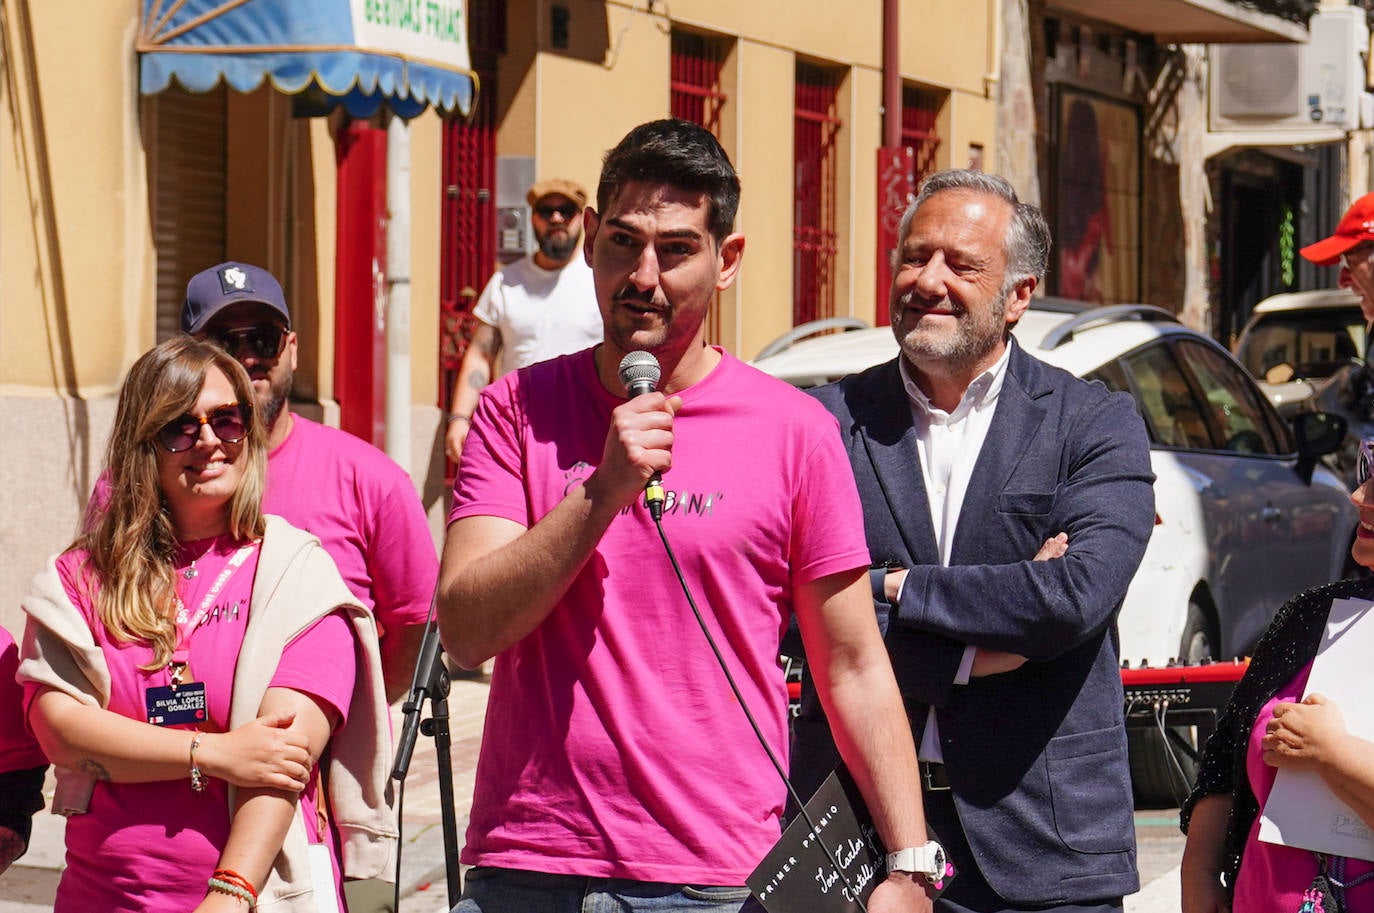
[883, 0, 900, 149]
[384, 115, 412, 469]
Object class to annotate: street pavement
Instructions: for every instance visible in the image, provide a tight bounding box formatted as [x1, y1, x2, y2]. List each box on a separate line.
[0, 673, 1188, 912]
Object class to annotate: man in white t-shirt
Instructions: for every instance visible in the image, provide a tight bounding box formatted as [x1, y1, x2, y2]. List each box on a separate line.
[444, 178, 603, 462]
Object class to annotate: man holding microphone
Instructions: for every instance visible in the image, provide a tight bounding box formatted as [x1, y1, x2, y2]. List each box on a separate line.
[437, 118, 939, 912]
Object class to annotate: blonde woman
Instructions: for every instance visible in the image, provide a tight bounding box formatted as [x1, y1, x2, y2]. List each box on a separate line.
[20, 336, 394, 912]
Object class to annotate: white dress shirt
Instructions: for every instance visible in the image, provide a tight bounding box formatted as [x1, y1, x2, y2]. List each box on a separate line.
[897, 345, 1012, 762]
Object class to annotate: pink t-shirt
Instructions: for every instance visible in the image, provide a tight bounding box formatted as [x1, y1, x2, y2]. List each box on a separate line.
[26, 538, 358, 913]
[449, 348, 871, 884]
[1235, 661, 1374, 911]
[263, 415, 437, 637]
[0, 625, 45, 773]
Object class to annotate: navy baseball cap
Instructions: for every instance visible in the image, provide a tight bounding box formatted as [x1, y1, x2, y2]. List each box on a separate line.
[181, 262, 291, 334]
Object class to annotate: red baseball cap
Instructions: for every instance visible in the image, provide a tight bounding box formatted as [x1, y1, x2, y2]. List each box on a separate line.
[1301, 193, 1374, 266]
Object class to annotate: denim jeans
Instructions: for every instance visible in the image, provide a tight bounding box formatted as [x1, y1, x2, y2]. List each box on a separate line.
[451, 866, 759, 913]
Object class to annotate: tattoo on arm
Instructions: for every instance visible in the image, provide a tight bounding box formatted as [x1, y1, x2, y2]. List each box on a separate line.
[77, 758, 112, 781]
[466, 368, 490, 392]
[476, 329, 502, 357]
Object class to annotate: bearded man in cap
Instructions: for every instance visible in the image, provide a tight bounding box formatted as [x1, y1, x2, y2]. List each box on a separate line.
[176, 261, 438, 711]
[444, 177, 604, 462]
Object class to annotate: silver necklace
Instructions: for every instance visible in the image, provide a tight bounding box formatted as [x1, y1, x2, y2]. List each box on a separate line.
[182, 558, 199, 580]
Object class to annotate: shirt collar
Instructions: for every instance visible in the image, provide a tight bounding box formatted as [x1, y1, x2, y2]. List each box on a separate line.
[899, 343, 1013, 421]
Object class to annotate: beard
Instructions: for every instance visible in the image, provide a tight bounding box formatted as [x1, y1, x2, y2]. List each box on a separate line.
[537, 226, 581, 261]
[892, 288, 1007, 371]
[256, 369, 292, 432]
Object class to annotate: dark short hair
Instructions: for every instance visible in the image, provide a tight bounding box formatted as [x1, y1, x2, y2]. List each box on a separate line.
[596, 119, 741, 244]
[897, 169, 1052, 294]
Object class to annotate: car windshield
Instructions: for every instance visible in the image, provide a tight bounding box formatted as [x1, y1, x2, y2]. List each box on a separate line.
[1236, 308, 1367, 384]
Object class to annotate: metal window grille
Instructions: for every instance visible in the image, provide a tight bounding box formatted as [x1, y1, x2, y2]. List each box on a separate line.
[439, 0, 504, 415]
[902, 86, 942, 185]
[794, 65, 841, 326]
[671, 32, 726, 134]
[671, 31, 729, 344]
[440, 88, 496, 416]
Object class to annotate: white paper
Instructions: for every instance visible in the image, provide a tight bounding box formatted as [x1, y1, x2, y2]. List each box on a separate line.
[1259, 596, 1374, 861]
[307, 842, 342, 913]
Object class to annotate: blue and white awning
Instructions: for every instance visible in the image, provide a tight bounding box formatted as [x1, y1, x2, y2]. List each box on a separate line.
[138, 0, 476, 119]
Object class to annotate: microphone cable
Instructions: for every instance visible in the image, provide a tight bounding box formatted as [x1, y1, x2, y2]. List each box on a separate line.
[650, 511, 873, 912]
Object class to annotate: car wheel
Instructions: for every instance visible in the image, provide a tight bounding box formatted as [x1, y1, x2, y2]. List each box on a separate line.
[1128, 600, 1216, 808]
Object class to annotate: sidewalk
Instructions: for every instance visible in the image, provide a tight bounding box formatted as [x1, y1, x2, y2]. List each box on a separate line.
[0, 676, 491, 913]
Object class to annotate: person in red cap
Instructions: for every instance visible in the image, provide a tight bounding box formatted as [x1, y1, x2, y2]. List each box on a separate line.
[1300, 192, 1374, 323]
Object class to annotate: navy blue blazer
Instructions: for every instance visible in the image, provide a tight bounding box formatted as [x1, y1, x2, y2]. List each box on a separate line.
[790, 341, 1155, 905]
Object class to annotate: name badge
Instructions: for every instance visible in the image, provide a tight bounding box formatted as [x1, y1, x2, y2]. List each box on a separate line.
[146, 682, 208, 726]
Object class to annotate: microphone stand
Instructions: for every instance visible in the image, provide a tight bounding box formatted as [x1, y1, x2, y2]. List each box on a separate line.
[391, 612, 463, 907]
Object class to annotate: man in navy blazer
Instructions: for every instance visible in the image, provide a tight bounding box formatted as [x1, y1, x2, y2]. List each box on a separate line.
[790, 169, 1155, 912]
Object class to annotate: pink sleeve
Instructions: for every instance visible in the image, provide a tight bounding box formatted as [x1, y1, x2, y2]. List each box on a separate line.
[0, 626, 45, 772]
[365, 477, 440, 633]
[271, 611, 358, 726]
[448, 378, 531, 527]
[788, 417, 871, 584]
[20, 551, 99, 718]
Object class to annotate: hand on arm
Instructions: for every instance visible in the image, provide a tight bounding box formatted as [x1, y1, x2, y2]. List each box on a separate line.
[795, 568, 933, 912]
[969, 533, 1067, 676]
[1179, 793, 1232, 913]
[893, 396, 1154, 660]
[29, 688, 310, 790]
[437, 393, 680, 669]
[445, 323, 501, 463]
[1263, 694, 1374, 828]
[192, 686, 338, 913]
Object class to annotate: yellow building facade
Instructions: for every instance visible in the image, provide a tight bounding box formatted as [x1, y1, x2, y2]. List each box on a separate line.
[482, 0, 999, 358]
[0, 0, 1000, 624]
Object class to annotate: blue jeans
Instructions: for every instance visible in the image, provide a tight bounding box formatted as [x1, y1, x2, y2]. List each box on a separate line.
[451, 866, 758, 913]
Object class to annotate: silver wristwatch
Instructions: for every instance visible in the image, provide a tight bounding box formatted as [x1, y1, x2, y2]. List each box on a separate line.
[886, 840, 947, 881]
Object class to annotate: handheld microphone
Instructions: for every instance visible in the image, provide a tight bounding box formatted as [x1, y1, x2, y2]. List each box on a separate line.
[617, 351, 667, 520]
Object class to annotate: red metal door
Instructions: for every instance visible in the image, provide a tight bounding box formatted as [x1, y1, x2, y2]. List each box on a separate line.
[439, 82, 497, 415]
[334, 120, 388, 448]
[440, 0, 504, 418]
[794, 66, 841, 327]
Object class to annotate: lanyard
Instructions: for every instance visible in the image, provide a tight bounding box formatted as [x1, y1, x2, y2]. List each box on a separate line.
[170, 542, 257, 676]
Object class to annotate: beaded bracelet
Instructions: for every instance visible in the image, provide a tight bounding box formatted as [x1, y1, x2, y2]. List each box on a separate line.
[212, 868, 258, 900]
[207, 877, 256, 909]
[189, 731, 206, 793]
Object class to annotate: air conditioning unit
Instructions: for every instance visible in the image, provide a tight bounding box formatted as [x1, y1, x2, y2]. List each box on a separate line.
[1210, 6, 1369, 133]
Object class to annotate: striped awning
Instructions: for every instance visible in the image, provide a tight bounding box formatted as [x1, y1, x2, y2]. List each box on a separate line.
[138, 0, 476, 118]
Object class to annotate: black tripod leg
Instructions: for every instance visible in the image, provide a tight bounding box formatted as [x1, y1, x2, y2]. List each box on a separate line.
[422, 681, 463, 907]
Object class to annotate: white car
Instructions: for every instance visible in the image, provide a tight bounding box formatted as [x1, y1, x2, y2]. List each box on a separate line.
[1234, 288, 1366, 413]
[755, 299, 1357, 803]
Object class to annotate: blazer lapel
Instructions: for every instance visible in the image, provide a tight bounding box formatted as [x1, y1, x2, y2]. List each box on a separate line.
[852, 363, 939, 563]
[950, 343, 1050, 561]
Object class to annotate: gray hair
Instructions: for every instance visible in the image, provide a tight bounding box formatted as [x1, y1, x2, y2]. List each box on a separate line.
[894, 169, 1052, 296]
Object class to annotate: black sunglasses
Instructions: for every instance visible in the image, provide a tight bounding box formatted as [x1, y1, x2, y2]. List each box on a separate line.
[210, 325, 286, 360]
[1360, 438, 1374, 486]
[156, 403, 250, 453]
[534, 202, 580, 221]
